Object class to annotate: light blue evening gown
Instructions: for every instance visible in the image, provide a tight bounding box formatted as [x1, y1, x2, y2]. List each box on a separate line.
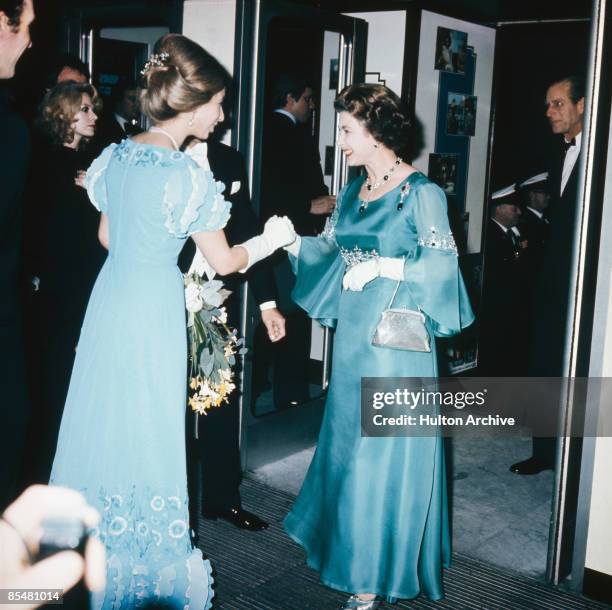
[50, 139, 230, 609]
[284, 172, 474, 601]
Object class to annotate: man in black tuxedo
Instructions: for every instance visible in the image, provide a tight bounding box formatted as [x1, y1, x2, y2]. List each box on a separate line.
[510, 74, 585, 475]
[258, 74, 335, 408]
[0, 0, 35, 510]
[92, 79, 142, 153]
[180, 139, 285, 531]
[261, 74, 335, 234]
[480, 185, 527, 376]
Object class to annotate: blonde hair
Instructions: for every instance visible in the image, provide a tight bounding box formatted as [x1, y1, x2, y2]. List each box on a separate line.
[37, 81, 102, 147]
[139, 34, 228, 123]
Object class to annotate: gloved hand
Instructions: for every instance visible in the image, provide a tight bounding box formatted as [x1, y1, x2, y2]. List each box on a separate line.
[239, 215, 296, 272]
[342, 257, 404, 291]
[283, 235, 301, 256]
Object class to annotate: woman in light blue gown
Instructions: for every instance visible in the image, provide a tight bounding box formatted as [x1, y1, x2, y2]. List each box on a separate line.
[283, 84, 474, 608]
[50, 34, 295, 609]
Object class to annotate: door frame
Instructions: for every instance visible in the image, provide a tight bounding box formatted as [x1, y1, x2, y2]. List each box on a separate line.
[565, 0, 611, 591]
[231, 0, 367, 470]
[61, 0, 183, 61]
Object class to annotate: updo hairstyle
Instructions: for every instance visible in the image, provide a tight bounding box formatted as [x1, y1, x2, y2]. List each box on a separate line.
[37, 81, 102, 147]
[139, 34, 229, 123]
[334, 83, 411, 155]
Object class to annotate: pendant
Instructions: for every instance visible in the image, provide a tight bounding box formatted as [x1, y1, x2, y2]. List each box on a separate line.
[359, 201, 367, 214]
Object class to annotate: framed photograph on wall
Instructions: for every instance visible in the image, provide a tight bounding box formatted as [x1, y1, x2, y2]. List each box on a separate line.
[428, 153, 459, 194]
[329, 58, 339, 90]
[434, 26, 468, 74]
[446, 93, 477, 136]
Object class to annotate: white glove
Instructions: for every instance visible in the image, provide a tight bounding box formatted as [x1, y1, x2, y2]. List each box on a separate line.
[283, 235, 301, 256]
[238, 215, 297, 273]
[342, 257, 404, 291]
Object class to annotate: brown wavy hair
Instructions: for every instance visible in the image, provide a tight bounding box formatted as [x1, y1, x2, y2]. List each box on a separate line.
[37, 81, 102, 147]
[139, 34, 229, 123]
[334, 83, 412, 155]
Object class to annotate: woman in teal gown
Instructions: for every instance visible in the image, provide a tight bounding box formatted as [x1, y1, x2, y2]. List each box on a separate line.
[50, 34, 296, 609]
[283, 84, 474, 608]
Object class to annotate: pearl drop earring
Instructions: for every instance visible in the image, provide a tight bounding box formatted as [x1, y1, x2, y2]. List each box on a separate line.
[188, 114, 195, 127]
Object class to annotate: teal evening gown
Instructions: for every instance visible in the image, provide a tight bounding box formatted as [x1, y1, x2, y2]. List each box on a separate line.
[50, 140, 230, 609]
[284, 172, 474, 601]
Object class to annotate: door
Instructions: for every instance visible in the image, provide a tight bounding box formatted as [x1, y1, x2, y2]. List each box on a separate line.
[232, 0, 367, 469]
[91, 36, 148, 121]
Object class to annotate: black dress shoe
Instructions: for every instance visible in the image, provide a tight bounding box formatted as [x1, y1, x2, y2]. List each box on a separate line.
[202, 506, 269, 531]
[509, 457, 553, 475]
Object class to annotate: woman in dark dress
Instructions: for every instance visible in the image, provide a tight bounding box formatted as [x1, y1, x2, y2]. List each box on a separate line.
[25, 81, 107, 482]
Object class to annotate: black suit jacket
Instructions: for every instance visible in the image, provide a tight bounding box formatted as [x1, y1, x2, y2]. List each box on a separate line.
[0, 86, 31, 507]
[260, 112, 329, 235]
[480, 219, 526, 374]
[178, 141, 276, 314]
[90, 113, 142, 158]
[0, 88, 30, 319]
[528, 138, 581, 375]
[482, 220, 524, 319]
[520, 208, 549, 255]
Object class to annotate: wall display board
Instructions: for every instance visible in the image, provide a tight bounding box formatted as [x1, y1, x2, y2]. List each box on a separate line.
[413, 11, 496, 372]
[414, 11, 495, 253]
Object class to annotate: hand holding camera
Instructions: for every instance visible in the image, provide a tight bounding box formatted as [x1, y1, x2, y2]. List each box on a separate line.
[0, 485, 105, 609]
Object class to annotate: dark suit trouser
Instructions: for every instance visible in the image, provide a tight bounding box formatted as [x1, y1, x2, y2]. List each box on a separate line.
[0, 322, 29, 511]
[272, 309, 311, 405]
[187, 299, 242, 521]
[268, 257, 311, 406]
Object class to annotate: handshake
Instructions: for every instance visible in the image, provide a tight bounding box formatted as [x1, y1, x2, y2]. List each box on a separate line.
[261, 215, 298, 251]
[239, 215, 300, 273]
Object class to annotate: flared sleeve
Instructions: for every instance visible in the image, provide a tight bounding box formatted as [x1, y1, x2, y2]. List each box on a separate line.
[85, 143, 117, 213]
[404, 181, 474, 337]
[163, 158, 231, 237]
[287, 186, 347, 328]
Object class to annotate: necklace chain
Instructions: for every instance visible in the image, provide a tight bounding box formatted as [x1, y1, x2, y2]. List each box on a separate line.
[150, 126, 180, 151]
[359, 157, 402, 214]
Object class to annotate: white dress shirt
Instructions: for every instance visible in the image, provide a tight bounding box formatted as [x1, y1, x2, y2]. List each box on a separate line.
[274, 108, 297, 125]
[492, 218, 521, 239]
[561, 131, 582, 196]
[526, 207, 549, 223]
[114, 113, 128, 133]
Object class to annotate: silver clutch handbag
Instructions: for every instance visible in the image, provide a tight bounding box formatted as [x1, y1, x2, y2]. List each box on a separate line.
[372, 266, 431, 352]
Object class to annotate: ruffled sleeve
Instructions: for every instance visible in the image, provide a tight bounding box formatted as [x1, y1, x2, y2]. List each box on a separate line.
[404, 180, 474, 336]
[85, 143, 117, 213]
[287, 184, 347, 328]
[163, 158, 231, 238]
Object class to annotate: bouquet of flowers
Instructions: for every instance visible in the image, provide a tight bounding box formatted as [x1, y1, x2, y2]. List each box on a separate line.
[184, 272, 246, 414]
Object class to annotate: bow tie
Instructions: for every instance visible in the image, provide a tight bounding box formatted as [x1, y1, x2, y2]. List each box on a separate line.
[562, 137, 576, 152]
